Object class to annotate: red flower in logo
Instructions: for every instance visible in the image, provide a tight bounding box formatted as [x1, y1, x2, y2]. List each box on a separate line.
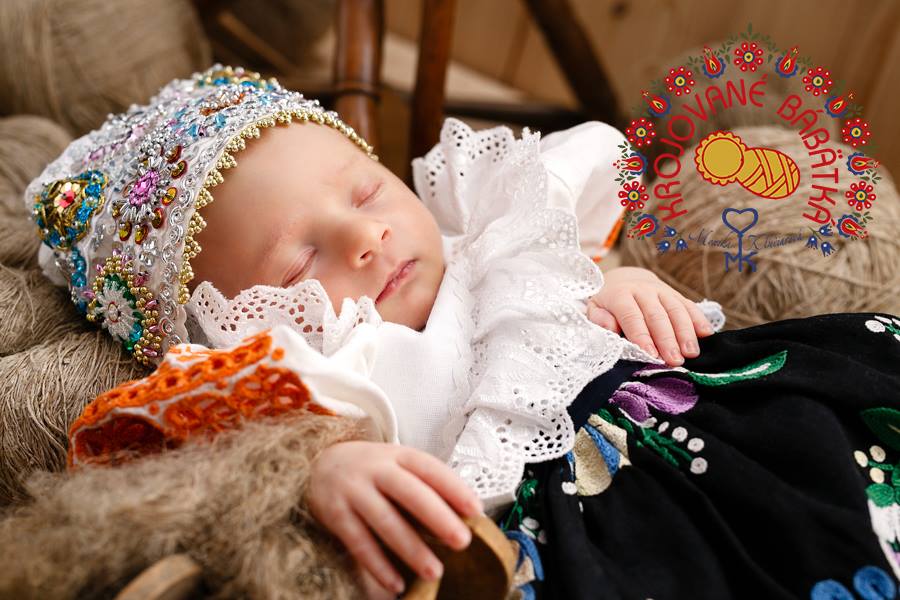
[842, 118, 872, 148]
[625, 118, 656, 148]
[733, 41, 764, 72]
[802, 66, 833, 97]
[665, 66, 696, 97]
[619, 181, 649, 210]
[846, 181, 876, 211]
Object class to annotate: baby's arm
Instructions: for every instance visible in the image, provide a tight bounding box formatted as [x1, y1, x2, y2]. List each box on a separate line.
[307, 440, 482, 596]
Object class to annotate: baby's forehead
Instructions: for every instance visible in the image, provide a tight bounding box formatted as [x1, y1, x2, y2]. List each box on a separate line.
[242, 123, 371, 182]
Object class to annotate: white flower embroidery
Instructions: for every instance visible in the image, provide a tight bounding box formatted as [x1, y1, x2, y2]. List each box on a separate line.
[867, 320, 887, 333]
[93, 280, 139, 342]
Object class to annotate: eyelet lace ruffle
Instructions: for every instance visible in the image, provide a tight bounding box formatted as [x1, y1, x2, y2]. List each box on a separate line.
[185, 278, 383, 357]
[413, 118, 724, 511]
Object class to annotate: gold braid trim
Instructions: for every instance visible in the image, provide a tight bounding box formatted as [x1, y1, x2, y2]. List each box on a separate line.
[176, 108, 378, 305]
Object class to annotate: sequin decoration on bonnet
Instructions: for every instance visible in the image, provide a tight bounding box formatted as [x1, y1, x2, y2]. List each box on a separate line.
[24, 65, 378, 367]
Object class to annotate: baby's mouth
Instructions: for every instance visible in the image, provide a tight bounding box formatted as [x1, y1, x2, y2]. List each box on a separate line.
[376, 259, 416, 304]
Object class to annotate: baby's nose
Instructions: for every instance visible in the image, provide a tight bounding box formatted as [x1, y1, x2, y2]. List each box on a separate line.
[346, 220, 391, 267]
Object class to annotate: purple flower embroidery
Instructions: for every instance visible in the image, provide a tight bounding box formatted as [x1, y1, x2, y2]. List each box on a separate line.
[609, 377, 698, 423]
[129, 169, 160, 207]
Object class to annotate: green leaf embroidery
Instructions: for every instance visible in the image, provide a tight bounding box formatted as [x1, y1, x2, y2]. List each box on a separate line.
[891, 463, 900, 488]
[684, 350, 788, 386]
[860, 408, 900, 451]
[868, 482, 896, 507]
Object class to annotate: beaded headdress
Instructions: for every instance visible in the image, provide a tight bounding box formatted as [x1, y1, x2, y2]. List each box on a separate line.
[25, 64, 376, 367]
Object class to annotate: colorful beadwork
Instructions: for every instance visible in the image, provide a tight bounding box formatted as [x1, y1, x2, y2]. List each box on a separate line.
[25, 64, 378, 367]
[69, 247, 89, 315]
[114, 142, 185, 245]
[87, 250, 163, 366]
[32, 170, 107, 251]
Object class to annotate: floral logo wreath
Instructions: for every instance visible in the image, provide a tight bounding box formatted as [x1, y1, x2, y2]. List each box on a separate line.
[614, 23, 883, 273]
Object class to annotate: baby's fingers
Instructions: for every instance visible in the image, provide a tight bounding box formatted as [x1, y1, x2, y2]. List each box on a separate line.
[612, 295, 659, 358]
[634, 292, 683, 366]
[683, 298, 715, 337]
[328, 500, 406, 594]
[378, 467, 471, 551]
[352, 485, 445, 583]
[397, 448, 482, 519]
[587, 299, 621, 333]
[659, 292, 700, 359]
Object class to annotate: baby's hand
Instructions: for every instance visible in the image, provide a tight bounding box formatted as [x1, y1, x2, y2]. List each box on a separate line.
[586, 266, 715, 366]
[306, 440, 483, 597]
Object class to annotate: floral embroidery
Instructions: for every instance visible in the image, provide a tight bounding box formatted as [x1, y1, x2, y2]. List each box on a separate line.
[576, 351, 787, 484]
[856, 406, 900, 577]
[113, 140, 185, 245]
[569, 413, 633, 495]
[32, 170, 107, 250]
[500, 474, 545, 599]
[86, 250, 165, 365]
[594, 407, 705, 476]
[68, 328, 332, 468]
[609, 377, 697, 424]
[502, 475, 541, 538]
[632, 349, 787, 386]
[865, 315, 900, 343]
[809, 565, 896, 600]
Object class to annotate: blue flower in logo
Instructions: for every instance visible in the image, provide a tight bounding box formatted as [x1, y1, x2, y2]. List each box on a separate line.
[806, 235, 818, 250]
[821, 241, 835, 257]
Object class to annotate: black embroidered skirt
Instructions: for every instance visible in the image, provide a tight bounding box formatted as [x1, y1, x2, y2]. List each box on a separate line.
[498, 312, 900, 600]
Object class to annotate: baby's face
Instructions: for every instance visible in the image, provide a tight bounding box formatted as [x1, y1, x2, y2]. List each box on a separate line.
[190, 122, 445, 331]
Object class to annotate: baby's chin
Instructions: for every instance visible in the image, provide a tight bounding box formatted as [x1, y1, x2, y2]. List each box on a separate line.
[378, 285, 436, 332]
[379, 300, 431, 332]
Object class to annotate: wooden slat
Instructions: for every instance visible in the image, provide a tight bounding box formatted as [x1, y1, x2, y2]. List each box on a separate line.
[334, 0, 384, 151]
[407, 0, 457, 178]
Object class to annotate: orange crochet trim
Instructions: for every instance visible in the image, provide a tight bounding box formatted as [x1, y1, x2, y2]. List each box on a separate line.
[68, 329, 333, 468]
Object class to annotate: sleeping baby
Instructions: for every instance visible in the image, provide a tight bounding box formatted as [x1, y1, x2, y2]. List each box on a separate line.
[27, 65, 723, 595]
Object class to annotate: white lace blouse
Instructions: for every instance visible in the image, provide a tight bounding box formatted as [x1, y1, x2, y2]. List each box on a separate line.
[184, 118, 726, 513]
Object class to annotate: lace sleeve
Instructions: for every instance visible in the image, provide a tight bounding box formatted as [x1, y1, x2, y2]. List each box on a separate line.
[539, 121, 629, 260]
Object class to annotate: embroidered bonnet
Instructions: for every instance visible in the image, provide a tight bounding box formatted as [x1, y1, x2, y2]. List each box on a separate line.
[24, 64, 376, 367]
